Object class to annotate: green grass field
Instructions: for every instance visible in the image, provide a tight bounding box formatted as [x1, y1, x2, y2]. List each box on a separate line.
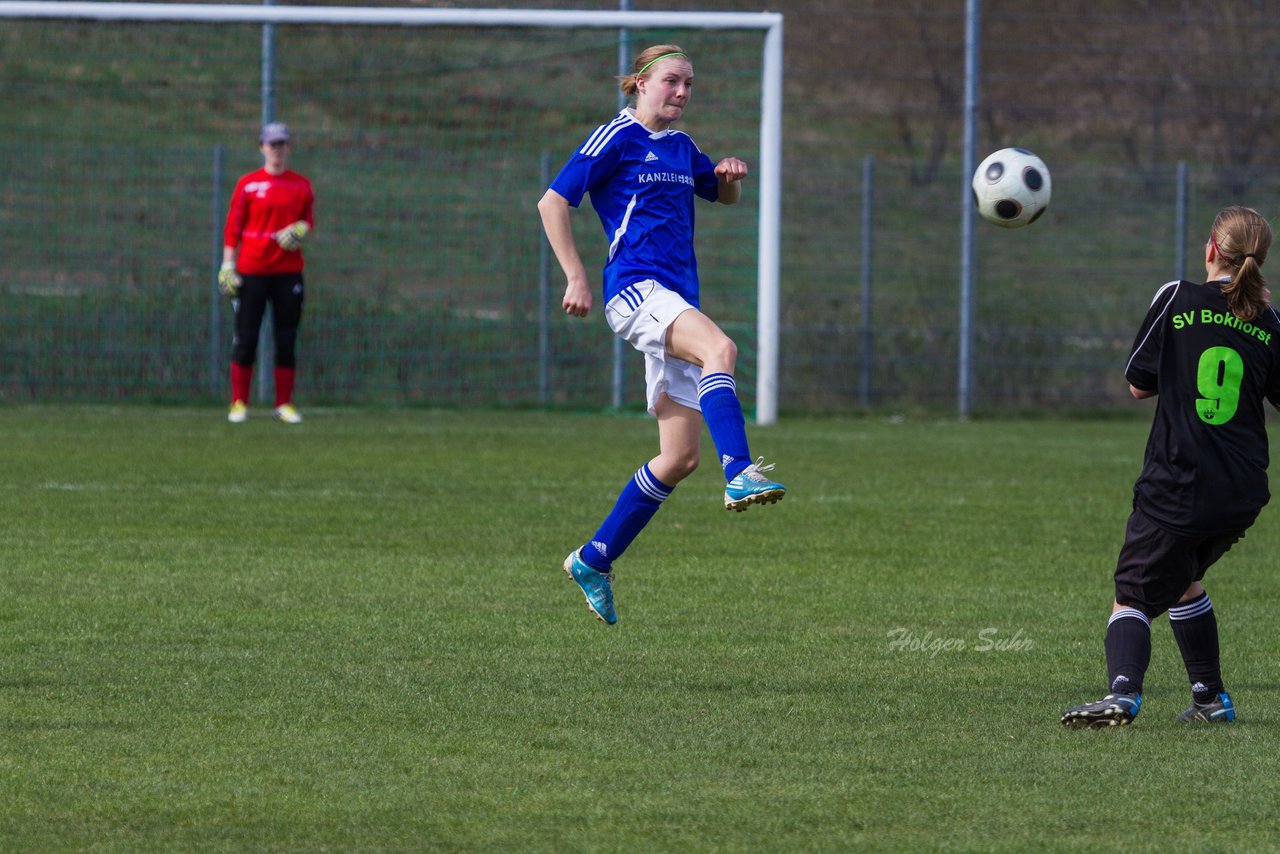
[4, 406, 1280, 850]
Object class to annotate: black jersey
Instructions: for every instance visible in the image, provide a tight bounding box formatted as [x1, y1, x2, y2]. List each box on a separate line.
[1125, 280, 1280, 534]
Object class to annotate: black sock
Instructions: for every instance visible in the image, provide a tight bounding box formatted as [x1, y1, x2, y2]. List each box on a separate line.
[1105, 608, 1151, 695]
[1169, 592, 1223, 704]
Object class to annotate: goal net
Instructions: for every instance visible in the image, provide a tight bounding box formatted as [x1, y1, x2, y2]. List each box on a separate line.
[0, 3, 782, 421]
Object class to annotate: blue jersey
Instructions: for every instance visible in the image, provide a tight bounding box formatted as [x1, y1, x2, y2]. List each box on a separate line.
[549, 108, 720, 308]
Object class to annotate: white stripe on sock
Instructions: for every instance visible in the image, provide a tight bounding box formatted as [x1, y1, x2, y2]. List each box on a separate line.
[1108, 608, 1150, 628]
[697, 374, 736, 396]
[634, 467, 672, 502]
[1169, 595, 1213, 621]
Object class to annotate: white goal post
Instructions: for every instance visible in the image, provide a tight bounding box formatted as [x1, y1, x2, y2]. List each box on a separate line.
[1, 1, 784, 424]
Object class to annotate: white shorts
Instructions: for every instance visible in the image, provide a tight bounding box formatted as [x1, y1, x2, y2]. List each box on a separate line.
[604, 279, 701, 415]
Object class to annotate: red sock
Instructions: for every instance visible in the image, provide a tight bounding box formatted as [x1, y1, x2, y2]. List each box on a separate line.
[231, 362, 253, 404]
[274, 367, 296, 407]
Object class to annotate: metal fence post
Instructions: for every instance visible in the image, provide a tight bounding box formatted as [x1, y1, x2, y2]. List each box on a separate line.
[210, 144, 225, 399]
[251, 0, 277, 405]
[860, 155, 874, 407]
[261, 0, 276, 127]
[610, 0, 632, 410]
[957, 0, 980, 419]
[538, 151, 551, 405]
[1175, 160, 1189, 281]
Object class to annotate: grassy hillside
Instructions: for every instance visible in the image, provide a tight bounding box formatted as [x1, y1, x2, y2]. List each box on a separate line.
[4, 2, 1280, 411]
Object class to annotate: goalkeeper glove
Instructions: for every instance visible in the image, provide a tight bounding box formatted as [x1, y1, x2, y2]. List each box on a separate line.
[218, 262, 242, 298]
[276, 221, 311, 251]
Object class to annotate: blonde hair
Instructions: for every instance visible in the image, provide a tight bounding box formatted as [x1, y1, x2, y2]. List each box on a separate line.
[618, 44, 688, 98]
[1211, 206, 1272, 322]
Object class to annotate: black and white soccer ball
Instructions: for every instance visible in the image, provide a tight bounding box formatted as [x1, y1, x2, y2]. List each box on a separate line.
[971, 147, 1051, 228]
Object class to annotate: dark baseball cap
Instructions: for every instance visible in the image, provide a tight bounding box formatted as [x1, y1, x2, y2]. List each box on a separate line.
[260, 122, 292, 144]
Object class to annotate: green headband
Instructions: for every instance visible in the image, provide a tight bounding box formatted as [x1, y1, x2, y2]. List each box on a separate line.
[636, 52, 687, 77]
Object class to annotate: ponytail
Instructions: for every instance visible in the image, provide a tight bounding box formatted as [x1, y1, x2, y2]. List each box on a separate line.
[1212, 206, 1272, 322]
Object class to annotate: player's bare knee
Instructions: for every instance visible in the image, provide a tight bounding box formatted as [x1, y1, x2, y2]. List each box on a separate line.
[675, 452, 700, 481]
[707, 335, 738, 373]
[660, 451, 699, 483]
[684, 451, 701, 476]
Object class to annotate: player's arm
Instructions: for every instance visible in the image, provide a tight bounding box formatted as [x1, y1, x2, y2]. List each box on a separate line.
[537, 188, 592, 318]
[714, 156, 748, 205]
[218, 179, 248, 295]
[223, 176, 249, 247]
[1124, 283, 1177, 398]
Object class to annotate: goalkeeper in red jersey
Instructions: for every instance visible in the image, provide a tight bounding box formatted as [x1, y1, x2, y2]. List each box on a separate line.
[220, 122, 314, 424]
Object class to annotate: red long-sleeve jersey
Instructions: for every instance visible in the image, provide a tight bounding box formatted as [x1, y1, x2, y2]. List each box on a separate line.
[224, 168, 315, 275]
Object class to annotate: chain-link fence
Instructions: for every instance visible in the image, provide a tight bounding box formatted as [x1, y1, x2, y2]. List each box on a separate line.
[4, 1, 1280, 415]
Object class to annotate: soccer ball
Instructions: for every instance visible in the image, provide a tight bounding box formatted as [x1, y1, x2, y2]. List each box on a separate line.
[971, 148, 1051, 228]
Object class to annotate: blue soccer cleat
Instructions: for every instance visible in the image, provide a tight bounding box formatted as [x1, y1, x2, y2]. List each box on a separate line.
[1061, 692, 1142, 729]
[1175, 692, 1235, 723]
[724, 456, 787, 511]
[563, 549, 617, 625]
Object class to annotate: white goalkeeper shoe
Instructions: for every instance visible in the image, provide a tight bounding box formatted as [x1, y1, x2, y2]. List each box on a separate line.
[273, 403, 303, 424]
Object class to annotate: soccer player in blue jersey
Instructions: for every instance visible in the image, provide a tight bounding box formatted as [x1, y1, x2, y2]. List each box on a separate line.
[537, 44, 786, 625]
[1062, 207, 1280, 728]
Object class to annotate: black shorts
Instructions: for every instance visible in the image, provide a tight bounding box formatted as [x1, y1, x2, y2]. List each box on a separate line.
[1113, 505, 1241, 618]
[232, 273, 305, 367]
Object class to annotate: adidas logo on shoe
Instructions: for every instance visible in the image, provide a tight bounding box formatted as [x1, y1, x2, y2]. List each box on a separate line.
[1176, 692, 1235, 723]
[723, 456, 786, 512]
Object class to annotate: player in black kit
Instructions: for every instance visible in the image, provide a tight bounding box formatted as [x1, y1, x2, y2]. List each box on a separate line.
[1063, 206, 1280, 728]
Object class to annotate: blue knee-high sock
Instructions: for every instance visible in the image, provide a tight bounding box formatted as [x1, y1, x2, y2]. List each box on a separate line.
[697, 373, 750, 482]
[580, 464, 674, 571]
